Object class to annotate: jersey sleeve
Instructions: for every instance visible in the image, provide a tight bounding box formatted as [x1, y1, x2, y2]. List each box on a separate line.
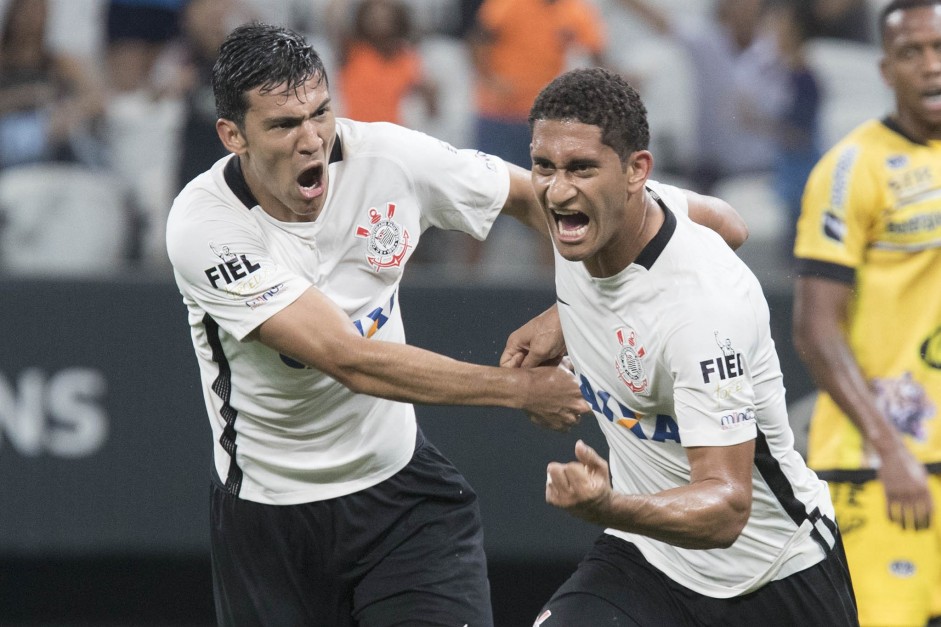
[664, 308, 759, 448]
[397, 127, 510, 240]
[794, 140, 880, 278]
[166, 199, 312, 341]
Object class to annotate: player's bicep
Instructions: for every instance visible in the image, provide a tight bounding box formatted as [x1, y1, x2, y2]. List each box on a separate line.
[687, 441, 755, 517]
[683, 189, 748, 250]
[687, 441, 755, 487]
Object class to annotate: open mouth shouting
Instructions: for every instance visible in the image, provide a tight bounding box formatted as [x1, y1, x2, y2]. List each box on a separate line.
[552, 208, 590, 243]
[297, 163, 325, 200]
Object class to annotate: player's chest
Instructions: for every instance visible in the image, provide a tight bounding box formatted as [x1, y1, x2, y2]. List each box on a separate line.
[559, 299, 671, 415]
[259, 196, 422, 285]
[876, 151, 941, 246]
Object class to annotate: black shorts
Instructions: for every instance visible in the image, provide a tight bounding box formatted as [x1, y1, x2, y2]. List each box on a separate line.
[209, 429, 492, 626]
[535, 533, 858, 627]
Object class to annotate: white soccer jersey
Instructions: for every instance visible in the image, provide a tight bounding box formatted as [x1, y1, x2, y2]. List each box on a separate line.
[555, 181, 836, 598]
[166, 119, 509, 505]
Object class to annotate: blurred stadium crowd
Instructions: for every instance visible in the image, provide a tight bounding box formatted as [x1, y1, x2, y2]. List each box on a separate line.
[0, 0, 893, 286]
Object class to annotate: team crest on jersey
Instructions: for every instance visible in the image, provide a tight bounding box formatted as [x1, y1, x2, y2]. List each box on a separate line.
[355, 202, 411, 271]
[614, 327, 648, 394]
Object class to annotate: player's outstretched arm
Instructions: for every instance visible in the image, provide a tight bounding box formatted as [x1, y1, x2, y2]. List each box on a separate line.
[683, 189, 749, 250]
[500, 162, 551, 236]
[253, 287, 590, 430]
[794, 275, 932, 530]
[546, 439, 754, 549]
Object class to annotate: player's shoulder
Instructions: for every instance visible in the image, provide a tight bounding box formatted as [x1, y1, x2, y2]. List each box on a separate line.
[335, 117, 436, 156]
[168, 156, 249, 233]
[646, 180, 689, 216]
[816, 118, 903, 171]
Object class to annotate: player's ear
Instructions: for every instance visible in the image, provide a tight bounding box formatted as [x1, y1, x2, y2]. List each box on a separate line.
[626, 150, 653, 192]
[217, 118, 247, 155]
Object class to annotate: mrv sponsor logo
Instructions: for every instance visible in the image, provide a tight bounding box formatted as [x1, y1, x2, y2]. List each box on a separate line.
[0, 368, 108, 457]
[720, 408, 756, 430]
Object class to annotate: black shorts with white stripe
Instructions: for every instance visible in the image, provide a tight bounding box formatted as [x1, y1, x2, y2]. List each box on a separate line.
[209, 428, 492, 626]
[534, 532, 858, 627]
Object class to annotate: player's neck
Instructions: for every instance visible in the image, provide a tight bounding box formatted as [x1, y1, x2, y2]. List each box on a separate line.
[584, 195, 664, 278]
[891, 111, 941, 143]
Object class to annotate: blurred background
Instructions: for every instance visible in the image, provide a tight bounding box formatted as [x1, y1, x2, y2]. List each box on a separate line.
[0, 0, 892, 624]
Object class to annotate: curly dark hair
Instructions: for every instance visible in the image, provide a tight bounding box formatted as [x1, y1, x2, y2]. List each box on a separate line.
[878, 0, 941, 45]
[529, 67, 649, 164]
[212, 22, 327, 127]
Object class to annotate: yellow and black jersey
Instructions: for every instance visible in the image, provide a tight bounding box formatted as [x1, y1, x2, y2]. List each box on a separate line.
[794, 117, 941, 473]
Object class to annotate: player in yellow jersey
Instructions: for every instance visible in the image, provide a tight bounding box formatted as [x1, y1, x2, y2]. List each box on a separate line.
[792, 1, 941, 625]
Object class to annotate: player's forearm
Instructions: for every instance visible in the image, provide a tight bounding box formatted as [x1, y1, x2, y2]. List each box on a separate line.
[793, 277, 906, 459]
[797, 334, 904, 458]
[595, 482, 750, 549]
[327, 335, 534, 408]
[256, 288, 578, 416]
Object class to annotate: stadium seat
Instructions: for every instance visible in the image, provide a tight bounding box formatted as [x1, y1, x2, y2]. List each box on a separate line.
[0, 163, 131, 276]
[711, 172, 791, 290]
[805, 37, 893, 150]
[627, 39, 697, 175]
[409, 34, 475, 149]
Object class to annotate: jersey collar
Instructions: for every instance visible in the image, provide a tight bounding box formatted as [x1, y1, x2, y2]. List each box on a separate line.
[223, 137, 345, 210]
[881, 116, 929, 146]
[634, 188, 677, 270]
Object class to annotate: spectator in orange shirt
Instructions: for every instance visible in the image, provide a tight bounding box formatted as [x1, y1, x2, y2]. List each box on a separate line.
[337, 0, 438, 125]
[459, 0, 605, 274]
[468, 0, 606, 168]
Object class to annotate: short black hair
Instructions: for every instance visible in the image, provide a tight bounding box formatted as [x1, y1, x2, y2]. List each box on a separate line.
[212, 22, 327, 127]
[878, 0, 941, 45]
[529, 67, 649, 165]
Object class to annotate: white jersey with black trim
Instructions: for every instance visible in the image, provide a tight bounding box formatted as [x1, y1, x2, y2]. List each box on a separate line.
[166, 118, 509, 505]
[555, 181, 836, 598]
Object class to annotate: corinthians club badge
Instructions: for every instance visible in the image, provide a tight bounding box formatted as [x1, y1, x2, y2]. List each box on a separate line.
[355, 202, 411, 271]
[615, 327, 648, 394]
